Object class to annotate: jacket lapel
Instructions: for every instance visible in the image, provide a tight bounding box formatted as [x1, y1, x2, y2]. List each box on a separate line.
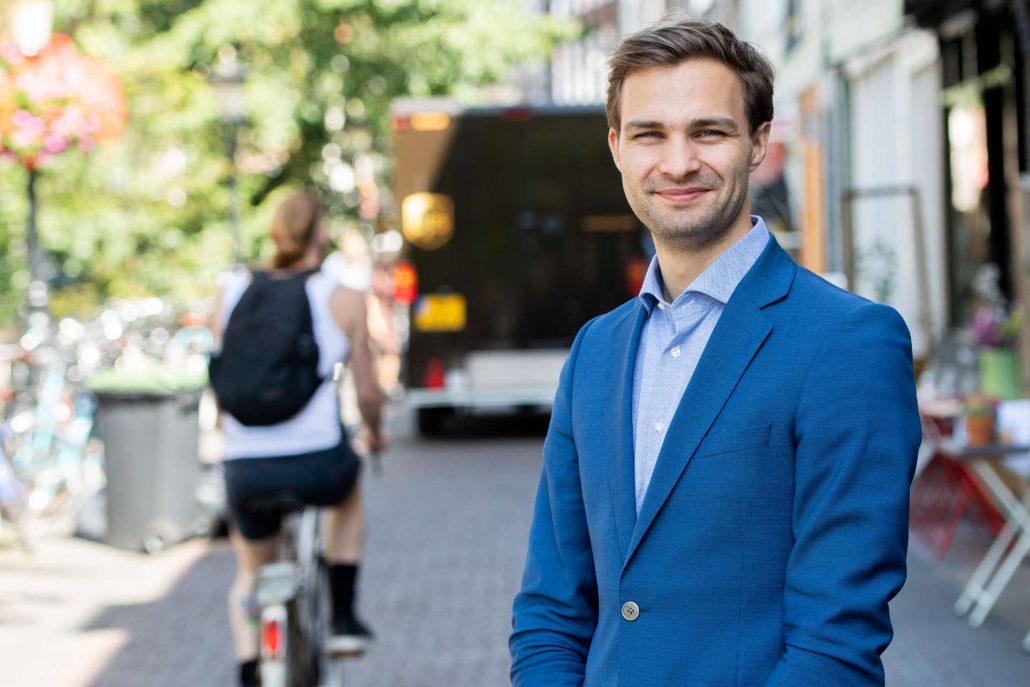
[621, 237, 797, 571]
[605, 302, 647, 563]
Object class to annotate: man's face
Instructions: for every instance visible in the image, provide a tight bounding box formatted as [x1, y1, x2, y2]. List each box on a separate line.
[608, 58, 770, 250]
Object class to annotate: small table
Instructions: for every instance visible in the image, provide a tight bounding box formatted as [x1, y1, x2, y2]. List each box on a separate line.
[931, 438, 1030, 650]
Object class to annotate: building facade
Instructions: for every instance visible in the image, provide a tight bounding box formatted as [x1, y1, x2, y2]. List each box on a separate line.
[535, 0, 1029, 382]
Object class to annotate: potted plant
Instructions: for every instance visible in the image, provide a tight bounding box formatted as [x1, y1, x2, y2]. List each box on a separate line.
[969, 264, 1023, 400]
[964, 394, 998, 446]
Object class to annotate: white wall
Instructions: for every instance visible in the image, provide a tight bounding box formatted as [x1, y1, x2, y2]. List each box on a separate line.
[619, 0, 673, 35]
[845, 32, 944, 359]
[907, 42, 947, 351]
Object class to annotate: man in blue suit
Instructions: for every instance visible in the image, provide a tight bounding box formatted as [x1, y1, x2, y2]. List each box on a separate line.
[510, 15, 921, 687]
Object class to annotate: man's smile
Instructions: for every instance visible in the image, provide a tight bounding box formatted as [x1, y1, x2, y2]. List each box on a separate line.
[652, 186, 713, 203]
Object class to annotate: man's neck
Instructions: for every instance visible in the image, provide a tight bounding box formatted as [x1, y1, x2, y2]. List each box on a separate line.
[654, 216, 753, 302]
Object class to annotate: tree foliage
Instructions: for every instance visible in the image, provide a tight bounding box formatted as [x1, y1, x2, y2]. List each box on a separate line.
[0, 0, 575, 326]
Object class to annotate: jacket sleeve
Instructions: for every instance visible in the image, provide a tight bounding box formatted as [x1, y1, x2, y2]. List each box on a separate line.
[510, 319, 599, 686]
[763, 302, 922, 687]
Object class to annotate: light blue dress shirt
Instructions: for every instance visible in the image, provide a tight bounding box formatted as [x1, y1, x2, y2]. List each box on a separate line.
[632, 217, 770, 513]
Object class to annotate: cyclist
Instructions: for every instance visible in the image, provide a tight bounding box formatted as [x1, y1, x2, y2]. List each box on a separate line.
[211, 191, 384, 687]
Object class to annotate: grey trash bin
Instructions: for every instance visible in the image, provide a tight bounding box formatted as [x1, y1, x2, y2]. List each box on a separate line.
[93, 388, 202, 553]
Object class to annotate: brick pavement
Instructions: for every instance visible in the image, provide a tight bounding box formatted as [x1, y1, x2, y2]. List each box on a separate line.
[0, 412, 544, 687]
[341, 421, 543, 687]
[2, 410, 1030, 686]
[0, 537, 235, 687]
[885, 524, 1030, 686]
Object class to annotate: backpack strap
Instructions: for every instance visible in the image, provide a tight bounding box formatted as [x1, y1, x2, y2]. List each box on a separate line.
[284, 268, 322, 380]
[249, 267, 320, 282]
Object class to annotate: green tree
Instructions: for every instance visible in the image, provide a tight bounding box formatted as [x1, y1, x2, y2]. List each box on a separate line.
[0, 0, 575, 327]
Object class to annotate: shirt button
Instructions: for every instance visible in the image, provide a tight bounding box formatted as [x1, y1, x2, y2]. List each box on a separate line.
[622, 601, 640, 621]
[671, 346, 681, 358]
[657, 302, 666, 310]
[654, 421, 665, 432]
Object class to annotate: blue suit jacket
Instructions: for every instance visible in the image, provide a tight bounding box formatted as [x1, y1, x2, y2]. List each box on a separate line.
[510, 237, 921, 686]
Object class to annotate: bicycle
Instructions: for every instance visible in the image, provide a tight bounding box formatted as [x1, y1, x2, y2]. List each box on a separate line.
[0, 358, 102, 550]
[4, 345, 103, 542]
[0, 421, 31, 550]
[250, 498, 351, 687]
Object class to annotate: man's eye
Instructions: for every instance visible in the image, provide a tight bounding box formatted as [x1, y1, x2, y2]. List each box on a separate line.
[698, 130, 725, 138]
[634, 131, 662, 139]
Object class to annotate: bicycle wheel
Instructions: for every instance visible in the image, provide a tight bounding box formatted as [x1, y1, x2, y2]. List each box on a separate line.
[311, 555, 335, 683]
[286, 596, 317, 687]
[289, 509, 330, 687]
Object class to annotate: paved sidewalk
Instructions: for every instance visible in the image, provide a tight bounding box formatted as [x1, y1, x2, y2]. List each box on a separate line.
[0, 417, 542, 687]
[886, 537, 1030, 686]
[2, 413, 1029, 686]
[0, 537, 235, 687]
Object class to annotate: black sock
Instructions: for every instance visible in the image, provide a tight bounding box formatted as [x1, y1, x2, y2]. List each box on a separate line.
[328, 563, 358, 626]
[239, 658, 260, 687]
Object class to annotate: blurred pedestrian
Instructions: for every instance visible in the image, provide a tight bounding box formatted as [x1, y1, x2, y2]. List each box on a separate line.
[367, 258, 401, 395]
[324, 233, 401, 401]
[510, 14, 921, 686]
[210, 191, 384, 687]
[322, 226, 373, 292]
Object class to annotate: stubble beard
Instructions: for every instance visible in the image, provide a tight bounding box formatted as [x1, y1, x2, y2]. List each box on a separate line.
[627, 155, 753, 252]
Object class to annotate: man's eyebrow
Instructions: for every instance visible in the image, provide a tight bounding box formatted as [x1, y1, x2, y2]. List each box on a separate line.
[690, 117, 739, 131]
[623, 120, 666, 131]
[622, 117, 741, 132]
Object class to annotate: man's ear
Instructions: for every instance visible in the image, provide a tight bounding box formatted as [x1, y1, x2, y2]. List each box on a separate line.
[608, 127, 621, 171]
[749, 121, 771, 171]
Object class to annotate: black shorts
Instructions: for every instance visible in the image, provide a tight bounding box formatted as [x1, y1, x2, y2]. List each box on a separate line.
[224, 438, 361, 540]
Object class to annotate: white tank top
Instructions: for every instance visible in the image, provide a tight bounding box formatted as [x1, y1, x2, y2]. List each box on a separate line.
[218, 269, 351, 460]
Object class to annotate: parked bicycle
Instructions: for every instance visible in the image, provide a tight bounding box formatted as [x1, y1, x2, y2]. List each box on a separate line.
[0, 421, 31, 550]
[0, 341, 103, 548]
[0, 300, 212, 551]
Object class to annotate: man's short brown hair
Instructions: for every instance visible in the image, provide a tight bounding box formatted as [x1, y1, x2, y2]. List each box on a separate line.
[606, 14, 775, 135]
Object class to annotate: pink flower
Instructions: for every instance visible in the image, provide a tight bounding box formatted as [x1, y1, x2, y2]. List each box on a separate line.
[0, 43, 23, 65]
[14, 67, 70, 103]
[8, 109, 46, 148]
[971, 306, 1003, 348]
[51, 106, 85, 139]
[0, 34, 125, 166]
[10, 128, 41, 149]
[43, 134, 67, 154]
[12, 109, 44, 131]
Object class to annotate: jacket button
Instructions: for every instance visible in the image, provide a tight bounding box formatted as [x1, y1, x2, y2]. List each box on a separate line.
[621, 601, 640, 621]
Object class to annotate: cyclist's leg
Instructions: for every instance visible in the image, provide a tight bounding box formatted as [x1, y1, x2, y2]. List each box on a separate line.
[224, 457, 288, 686]
[228, 528, 278, 661]
[324, 479, 364, 563]
[280, 437, 368, 653]
[324, 479, 373, 652]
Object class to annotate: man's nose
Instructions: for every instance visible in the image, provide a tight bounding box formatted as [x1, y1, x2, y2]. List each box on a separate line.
[657, 137, 702, 179]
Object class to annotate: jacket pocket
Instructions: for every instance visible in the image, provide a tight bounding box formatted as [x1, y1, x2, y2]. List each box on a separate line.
[695, 422, 772, 458]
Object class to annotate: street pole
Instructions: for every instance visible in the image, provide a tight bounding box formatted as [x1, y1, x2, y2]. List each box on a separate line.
[209, 46, 246, 267]
[24, 166, 47, 316]
[226, 130, 241, 266]
[7, 0, 54, 322]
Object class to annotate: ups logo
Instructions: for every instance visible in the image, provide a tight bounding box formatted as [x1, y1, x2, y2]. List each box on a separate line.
[402, 193, 454, 250]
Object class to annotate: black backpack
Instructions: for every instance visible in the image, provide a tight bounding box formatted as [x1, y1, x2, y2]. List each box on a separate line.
[209, 269, 323, 426]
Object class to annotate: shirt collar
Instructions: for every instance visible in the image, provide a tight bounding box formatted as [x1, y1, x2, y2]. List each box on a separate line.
[638, 216, 771, 314]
